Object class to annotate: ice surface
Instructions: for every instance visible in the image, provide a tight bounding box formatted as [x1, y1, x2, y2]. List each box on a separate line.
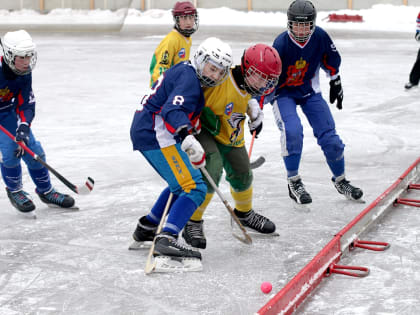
[0, 15, 420, 315]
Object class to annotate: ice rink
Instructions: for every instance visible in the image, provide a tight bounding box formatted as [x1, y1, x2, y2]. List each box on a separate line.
[0, 24, 420, 315]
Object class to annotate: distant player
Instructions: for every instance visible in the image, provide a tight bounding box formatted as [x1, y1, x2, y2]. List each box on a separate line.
[181, 44, 282, 249]
[0, 30, 74, 217]
[271, 0, 363, 205]
[404, 11, 420, 90]
[130, 37, 232, 271]
[149, 1, 198, 86]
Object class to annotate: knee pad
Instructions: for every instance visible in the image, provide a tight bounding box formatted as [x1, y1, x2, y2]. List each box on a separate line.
[321, 136, 345, 161]
[183, 181, 207, 208]
[226, 170, 253, 192]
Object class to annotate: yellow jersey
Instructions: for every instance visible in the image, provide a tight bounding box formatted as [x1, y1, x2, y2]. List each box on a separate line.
[202, 70, 251, 147]
[149, 29, 192, 86]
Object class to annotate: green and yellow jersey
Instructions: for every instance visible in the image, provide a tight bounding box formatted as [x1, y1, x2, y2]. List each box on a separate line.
[149, 29, 192, 86]
[201, 69, 251, 147]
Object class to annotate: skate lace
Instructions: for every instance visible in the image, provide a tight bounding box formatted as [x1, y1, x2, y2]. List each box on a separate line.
[165, 235, 194, 252]
[243, 211, 267, 230]
[291, 179, 307, 196]
[43, 189, 65, 205]
[186, 222, 204, 238]
[336, 179, 355, 196]
[11, 191, 31, 205]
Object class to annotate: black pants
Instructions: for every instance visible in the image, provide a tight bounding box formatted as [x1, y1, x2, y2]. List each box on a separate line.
[409, 48, 420, 85]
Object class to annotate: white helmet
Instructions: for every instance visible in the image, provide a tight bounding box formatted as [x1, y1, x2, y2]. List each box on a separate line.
[1, 30, 37, 75]
[193, 37, 233, 87]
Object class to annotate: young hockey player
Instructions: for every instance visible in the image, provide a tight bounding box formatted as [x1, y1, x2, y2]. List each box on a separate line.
[404, 11, 420, 90]
[130, 37, 232, 270]
[271, 0, 363, 205]
[182, 44, 282, 249]
[0, 30, 74, 217]
[149, 1, 198, 86]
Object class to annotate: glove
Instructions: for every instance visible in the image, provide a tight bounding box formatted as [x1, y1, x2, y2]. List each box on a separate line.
[416, 32, 420, 42]
[15, 124, 30, 157]
[247, 99, 264, 137]
[329, 75, 344, 110]
[181, 135, 206, 169]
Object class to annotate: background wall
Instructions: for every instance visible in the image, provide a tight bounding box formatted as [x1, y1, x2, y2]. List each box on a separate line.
[1, 0, 420, 12]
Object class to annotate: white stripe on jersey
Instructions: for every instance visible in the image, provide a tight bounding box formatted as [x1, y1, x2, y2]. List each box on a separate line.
[154, 115, 177, 149]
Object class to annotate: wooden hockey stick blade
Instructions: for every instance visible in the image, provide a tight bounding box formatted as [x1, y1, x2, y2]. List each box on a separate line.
[250, 156, 265, 169]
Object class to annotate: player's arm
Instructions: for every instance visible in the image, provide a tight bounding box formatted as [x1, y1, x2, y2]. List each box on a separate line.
[16, 79, 36, 126]
[149, 38, 178, 86]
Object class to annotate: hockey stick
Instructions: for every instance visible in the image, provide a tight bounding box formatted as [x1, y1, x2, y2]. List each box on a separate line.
[200, 167, 252, 245]
[0, 124, 94, 195]
[249, 130, 265, 169]
[144, 192, 173, 275]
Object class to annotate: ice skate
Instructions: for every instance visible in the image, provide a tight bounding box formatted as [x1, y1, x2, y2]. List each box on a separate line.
[129, 216, 157, 250]
[152, 232, 202, 273]
[233, 209, 278, 237]
[288, 175, 312, 204]
[333, 175, 364, 202]
[182, 219, 206, 249]
[36, 188, 76, 209]
[6, 188, 36, 219]
[404, 82, 418, 90]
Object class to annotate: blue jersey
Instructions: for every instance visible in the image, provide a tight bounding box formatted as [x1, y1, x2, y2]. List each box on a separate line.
[0, 58, 35, 125]
[273, 27, 341, 99]
[130, 61, 204, 151]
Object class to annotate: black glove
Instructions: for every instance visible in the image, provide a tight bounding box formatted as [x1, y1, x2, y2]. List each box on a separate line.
[15, 124, 30, 157]
[329, 76, 343, 110]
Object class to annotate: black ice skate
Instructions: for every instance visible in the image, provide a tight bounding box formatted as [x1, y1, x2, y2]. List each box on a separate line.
[128, 216, 157, 250]
[333, 175, 364, 202]
[6, 188, 36, 218]
[234, 209, 278, 236]
[288, 175, 312, 204]
[404, 82, 418, 90]
[36, 188, 76, 209]
[182, 219, 206, 249]
[151, 231, 202, 273]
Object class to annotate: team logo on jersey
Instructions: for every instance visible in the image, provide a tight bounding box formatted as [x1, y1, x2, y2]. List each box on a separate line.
[178, 48, 186, 59]
[227, 112, 245, 144]
[284, 57, 309, 87]
[0, 87, 13, 102]
[224, 102, 233, 116]
[160, 50, 170, 65]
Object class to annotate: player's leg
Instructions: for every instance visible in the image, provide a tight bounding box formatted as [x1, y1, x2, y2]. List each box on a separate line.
[0, 114, 35, 213]
[406, 48, 420, 89]
[182, 128, 223, 249]
[221, 144, 276, 234]
[302, 93, 363, 201]
[273, 96, 311, 204]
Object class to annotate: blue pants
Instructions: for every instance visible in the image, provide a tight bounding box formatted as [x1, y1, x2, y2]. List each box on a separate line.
[0, 111, 51, 192]
[273, 93, 345, 177]
[141, 143, 207, 235]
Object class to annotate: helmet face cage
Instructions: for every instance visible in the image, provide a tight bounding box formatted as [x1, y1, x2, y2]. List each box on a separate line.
[194, 38, 232, 87]
[287, 0, 317, 43]
[1, 31, 37, 75]
[244, 66, 279, 96]
[172, 2, 199, 37]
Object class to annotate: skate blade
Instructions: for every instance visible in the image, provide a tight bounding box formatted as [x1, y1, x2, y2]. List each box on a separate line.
[128, 240, 152, 250]
[292, 201, 311, 213]
[46, 204, 79, 210]
[153, 256, 203, 273]
[245, 229, 280, 238]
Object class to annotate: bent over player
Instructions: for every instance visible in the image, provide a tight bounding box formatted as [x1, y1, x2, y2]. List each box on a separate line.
[271, 0, 363, 205]
[130, 37, 232, 270]
[181, 44, 282, 249]
[0, 30, 74, 217]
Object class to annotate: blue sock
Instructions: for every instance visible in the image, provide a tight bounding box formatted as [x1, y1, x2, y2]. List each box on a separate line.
[327, 157, 345, 179]
[163, 195, 197, 235]
[28, 167, 52, 194]
[1, 164, 22, 191]
[283, 153, 301, 178]
[147, 187, 178, 225]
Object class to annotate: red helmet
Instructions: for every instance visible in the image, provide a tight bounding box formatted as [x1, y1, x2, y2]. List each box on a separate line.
[241, 44, 282, 96]
[172, 2, 199, 37]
